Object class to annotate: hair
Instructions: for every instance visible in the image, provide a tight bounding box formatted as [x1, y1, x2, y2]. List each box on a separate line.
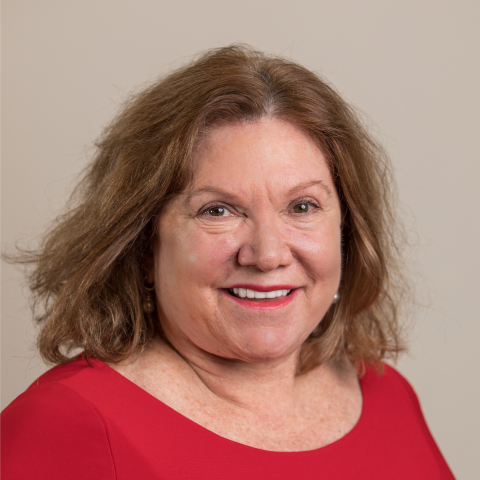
[10, 45, 409, 373]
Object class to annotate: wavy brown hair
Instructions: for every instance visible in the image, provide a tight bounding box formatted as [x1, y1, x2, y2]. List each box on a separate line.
[10, 45, 408, 373]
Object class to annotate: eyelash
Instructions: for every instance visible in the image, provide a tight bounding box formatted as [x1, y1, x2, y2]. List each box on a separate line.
[198, 198, 322, 218]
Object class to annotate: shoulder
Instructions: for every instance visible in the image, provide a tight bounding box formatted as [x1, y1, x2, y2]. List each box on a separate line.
[358, 363, 455, 476]
[361, 362, 422, 407]
[360, 362, 427, 419]
[1, 359, 116, 480]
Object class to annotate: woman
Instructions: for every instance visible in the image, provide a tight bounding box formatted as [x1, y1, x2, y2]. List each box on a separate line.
[2, 45, 454, 478]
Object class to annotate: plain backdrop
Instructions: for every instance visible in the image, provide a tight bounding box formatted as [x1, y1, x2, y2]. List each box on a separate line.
[2, 1, 479, 477]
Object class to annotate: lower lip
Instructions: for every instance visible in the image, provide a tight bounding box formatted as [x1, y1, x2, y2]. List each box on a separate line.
[220, 288, 299, 310]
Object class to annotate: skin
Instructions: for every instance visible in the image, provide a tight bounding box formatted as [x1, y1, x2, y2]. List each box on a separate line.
[111, 118, 362, 451]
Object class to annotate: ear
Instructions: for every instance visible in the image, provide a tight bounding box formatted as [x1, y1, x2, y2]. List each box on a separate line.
[144, 217, 158, 284]
[144, 229, 156, 284]
[144, 249, 155, 284]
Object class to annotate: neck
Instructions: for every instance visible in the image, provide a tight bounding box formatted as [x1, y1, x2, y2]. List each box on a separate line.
[151, 335, 339, 417]
[188, 349, 301, 413]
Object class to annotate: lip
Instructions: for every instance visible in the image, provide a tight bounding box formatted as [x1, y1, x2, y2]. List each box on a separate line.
[225, 284, 298, 292]
[220, 287, 300, 311]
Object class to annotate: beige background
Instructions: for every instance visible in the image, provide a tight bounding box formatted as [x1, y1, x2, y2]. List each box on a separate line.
[2, 1, 479, 477]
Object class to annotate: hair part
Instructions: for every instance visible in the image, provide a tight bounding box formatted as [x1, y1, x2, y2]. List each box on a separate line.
[9, 45, 409, 373]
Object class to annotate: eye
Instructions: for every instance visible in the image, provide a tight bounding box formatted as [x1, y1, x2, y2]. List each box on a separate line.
[200, 205, 233, 217]
[292, 200, 321, 214]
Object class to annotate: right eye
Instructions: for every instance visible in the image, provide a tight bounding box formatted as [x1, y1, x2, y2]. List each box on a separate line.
[200, 205, 233, 217]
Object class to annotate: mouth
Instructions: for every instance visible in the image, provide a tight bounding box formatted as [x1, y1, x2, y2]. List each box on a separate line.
[220, 288, 301, 312]
[224, 288, 294, 302]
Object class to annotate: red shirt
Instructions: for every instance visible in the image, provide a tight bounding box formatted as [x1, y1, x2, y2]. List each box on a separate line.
[2, 358, 455, 479]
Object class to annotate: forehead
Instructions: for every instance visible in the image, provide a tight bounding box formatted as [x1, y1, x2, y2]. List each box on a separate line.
[197, 119, 323, 164]
[186, 119, 333, 199]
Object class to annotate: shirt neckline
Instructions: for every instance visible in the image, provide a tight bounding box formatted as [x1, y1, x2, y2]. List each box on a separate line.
[92, 357, 371, 455]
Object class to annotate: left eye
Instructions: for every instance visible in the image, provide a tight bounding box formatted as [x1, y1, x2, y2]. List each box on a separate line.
[292, 202, 319, 213]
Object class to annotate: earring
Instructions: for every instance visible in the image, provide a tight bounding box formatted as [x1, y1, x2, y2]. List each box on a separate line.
[332, 292, 340, 304]
[143, 278, 155, 313]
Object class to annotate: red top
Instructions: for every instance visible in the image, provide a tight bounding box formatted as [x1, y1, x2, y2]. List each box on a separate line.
[2, 358, 455, 479]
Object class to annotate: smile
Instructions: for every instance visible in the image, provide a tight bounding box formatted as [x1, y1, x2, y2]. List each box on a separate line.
[228, 287, 291, 299]
[221, 287, 299, 310]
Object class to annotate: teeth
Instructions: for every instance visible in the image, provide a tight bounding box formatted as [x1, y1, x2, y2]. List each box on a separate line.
[231, 288, 291, 299]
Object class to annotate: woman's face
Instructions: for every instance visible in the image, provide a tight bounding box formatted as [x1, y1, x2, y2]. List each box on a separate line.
[152, 118, 342, 363]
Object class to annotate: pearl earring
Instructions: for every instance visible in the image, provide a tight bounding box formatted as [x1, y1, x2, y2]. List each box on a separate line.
[143, 279, 155, 313]
[332, 292, 340, 304]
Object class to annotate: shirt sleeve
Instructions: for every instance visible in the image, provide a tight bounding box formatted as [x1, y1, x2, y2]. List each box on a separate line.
[1, 382, 116, 480]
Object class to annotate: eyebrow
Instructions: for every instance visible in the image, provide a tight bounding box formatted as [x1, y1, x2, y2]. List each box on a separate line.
[183, 179, 333, 205]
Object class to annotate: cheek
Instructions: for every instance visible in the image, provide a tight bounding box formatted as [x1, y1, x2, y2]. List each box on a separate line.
[156, 226, 237, 291]
[292, 226, 342, 280]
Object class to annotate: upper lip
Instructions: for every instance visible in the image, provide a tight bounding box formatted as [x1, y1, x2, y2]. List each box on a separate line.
[225, 284, 298, 292]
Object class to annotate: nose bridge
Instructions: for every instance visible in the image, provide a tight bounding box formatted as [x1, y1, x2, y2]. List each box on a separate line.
[239, 209, 291, 271]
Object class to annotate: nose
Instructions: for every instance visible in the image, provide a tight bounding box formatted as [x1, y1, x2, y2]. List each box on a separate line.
[237, 216, 293, 272]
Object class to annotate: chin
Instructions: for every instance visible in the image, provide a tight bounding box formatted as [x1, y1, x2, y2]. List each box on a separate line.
[235, 329, 302, 363]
